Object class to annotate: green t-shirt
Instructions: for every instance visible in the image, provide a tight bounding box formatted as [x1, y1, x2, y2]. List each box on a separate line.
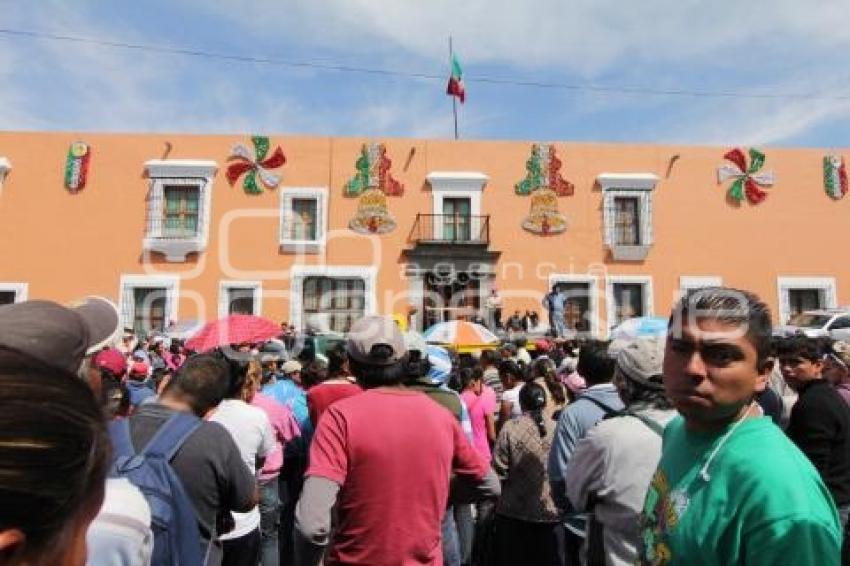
[638, 415, 841, 566]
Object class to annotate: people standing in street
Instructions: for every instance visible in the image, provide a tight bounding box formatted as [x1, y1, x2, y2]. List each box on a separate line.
[293, 316, 499, 566]
[245, 361, 300, 566]
[506, 310, 524, 338]
[116, 354, 257, 563]
[824, 340, 850, 406]
[543, 286, 567, 338]
[210, 352, 275, 566]
[549, 340, 622, 563]
[566, 337, 676, 565]
[493, 382, 563, 566]
[777, 335, 850, 562]
[486, 288, 504, 330]
[306, 345, 362, 427]
[498, 360, 525, 425]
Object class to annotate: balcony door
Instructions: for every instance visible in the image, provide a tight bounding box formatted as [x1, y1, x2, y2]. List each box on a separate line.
[442, 197, 471, 241]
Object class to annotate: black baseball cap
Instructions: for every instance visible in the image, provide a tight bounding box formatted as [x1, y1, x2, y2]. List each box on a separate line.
[0, 297, 120, 372]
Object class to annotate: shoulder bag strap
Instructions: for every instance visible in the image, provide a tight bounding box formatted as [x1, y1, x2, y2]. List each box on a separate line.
[577, 395, 619, 417]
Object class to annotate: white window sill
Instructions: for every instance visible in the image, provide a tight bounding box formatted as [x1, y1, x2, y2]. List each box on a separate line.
[280, 239, 324, 254]
[144, 237, 205, 262]
[610, 245, 651, 261]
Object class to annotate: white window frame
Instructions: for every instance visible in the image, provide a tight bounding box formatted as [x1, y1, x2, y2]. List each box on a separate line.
[279, 187, 328, 254]
[143, 160, 217, 262]
[0, 157, 11, 195]
[548, 273, 601, 338]
[675, 276, 724, 307]
[218, 280, 262, 317]
[599, 173, 659, 261]
[0, 282, 27, 303]
[118, 275, 180, 333]
[289, 265, 377, 331]
[679, 276, 723, 293]
[606, 275, 654, 332]
[426, 172, 488, 240]
[777, 276, 837, 325]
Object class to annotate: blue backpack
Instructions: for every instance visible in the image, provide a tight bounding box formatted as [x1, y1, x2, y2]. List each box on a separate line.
[109, 412, 206, 566]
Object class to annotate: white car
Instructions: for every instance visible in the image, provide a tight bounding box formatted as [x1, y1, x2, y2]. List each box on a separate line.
[774, 309, 850, 341]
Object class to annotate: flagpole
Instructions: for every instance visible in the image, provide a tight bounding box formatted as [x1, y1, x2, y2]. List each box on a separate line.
[449, 36, 458, 140]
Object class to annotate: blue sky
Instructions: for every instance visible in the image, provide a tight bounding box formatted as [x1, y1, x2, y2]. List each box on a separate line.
[2, 0, 850, 146]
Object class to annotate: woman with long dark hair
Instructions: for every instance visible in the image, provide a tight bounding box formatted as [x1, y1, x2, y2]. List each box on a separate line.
[492, 382, 564, 566]
[0, 347, 111, 565]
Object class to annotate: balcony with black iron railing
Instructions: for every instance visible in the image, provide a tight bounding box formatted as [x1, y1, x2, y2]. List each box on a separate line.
[408, 214, 490, 245]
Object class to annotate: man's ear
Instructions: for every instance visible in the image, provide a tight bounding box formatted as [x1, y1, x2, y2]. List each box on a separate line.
[754, 358, 773, 392]
[0, 529, 26, 561]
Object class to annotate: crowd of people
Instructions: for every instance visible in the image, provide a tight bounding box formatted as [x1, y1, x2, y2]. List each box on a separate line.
[0, 286, 848, 565]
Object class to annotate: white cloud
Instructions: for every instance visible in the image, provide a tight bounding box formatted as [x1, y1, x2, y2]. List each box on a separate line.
[196, 0, 850, 75]
[1, 0, 850, 146]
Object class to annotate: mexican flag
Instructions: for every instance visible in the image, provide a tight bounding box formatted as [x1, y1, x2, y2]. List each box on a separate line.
[446, 53, 465, 104]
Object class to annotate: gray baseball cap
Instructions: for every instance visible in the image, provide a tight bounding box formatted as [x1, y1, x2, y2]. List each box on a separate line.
[0, 297, 120, 372]
[346, 316, 407, 366]
[616, 336, 665, 391]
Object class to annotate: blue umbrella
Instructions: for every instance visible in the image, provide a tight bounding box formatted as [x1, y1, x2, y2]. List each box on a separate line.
[610, 316, 668, 340]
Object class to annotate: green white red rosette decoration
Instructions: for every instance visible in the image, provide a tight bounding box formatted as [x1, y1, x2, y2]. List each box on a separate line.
[64, 141, 91, 193]
[226, 136, 286, 194]
[515, 144, 574, 196]
[717, 148, 774, 205]
[344, 143, 403, 197]
[823, 155, 848, 200]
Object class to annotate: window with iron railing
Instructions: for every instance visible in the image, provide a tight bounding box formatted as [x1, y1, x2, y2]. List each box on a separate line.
[613, 196, 640, 246]
[303, 276, 366, 332]
[143, 160, 216, 262]
[410, 214, 490, 243]
[162, 185, 200, 238]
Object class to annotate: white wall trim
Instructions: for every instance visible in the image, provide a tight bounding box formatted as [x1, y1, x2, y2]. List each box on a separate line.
[289, 265, 378, 330]
[279, 187, 328, 254]
[679, 276, 723, 292]
[597, 173, 659, 191]
[776, 276, 838, 324]
[144, 160, 217, 178]
[0, 282, 28, 302]
[606, 275, 654, 332]
[143, 160, 217, 262]
[548, 273, 601, 337]
[118, 274, 180, 331]
[426, 171, 489, 192]
[218, 280, 263, 317]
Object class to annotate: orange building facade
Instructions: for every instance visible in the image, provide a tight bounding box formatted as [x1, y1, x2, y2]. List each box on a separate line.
[0, 131, 847, 336]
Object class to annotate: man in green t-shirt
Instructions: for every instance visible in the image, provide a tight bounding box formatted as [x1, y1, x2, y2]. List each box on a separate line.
[638, 287, 842, 565]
